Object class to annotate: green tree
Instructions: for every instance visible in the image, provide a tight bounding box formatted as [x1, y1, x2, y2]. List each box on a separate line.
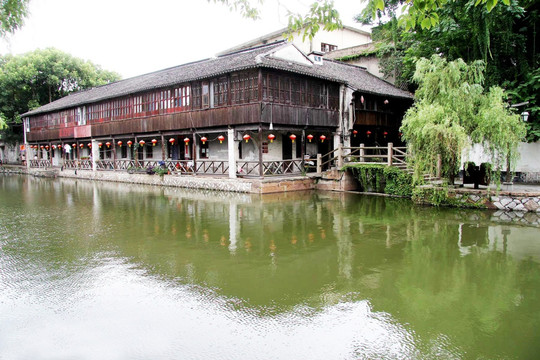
[0, 48, 120, 141]
[401, 56, 526, 183]
[365, 0, 538, 139]
[0, 0, 30, 37]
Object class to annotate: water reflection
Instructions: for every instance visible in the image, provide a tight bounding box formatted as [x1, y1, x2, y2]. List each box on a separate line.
[1, 175, 540, 359]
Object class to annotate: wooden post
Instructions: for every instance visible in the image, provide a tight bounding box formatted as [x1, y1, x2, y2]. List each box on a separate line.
[160, 133, 166, 161]
[258, 125, 263, 178]
[316, 153, 322, 174]
[112, 137, 116, 170]
[192, 132, 197, 175]
[337, 143, 343, 168]
[387, 142, 393, 166]
[436, 154, 442, 179]
[360, 143, 365, 163]
[227, 128, 236, 179]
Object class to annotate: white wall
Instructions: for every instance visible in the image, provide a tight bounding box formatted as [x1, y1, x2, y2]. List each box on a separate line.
[464, 141, 540, 173]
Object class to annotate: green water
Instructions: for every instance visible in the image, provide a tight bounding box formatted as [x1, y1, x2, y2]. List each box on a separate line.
[1, 175, 539, 359]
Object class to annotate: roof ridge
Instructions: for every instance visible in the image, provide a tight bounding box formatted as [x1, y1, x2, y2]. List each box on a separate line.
[217, 40, 287, 58]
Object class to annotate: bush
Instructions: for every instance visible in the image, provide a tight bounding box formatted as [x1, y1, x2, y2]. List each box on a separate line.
[343, 164, 413, 197]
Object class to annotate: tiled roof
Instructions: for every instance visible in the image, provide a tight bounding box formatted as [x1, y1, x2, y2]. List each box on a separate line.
[23, 41, 411, 117]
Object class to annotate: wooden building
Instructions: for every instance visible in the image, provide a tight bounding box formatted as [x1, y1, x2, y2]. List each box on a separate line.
[22, 41, 412, 178]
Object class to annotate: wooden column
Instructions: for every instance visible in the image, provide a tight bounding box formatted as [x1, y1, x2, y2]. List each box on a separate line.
[161, 133, 166, 161]
[258, 125, 263, 178]
[112, 137, 116, 170]
[228, 128, 236, 179]
[192, 132, 197, 174]
[387, 142, 393, 166]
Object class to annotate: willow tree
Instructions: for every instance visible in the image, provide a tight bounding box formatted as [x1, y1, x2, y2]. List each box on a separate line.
[401, 55, 526, 184]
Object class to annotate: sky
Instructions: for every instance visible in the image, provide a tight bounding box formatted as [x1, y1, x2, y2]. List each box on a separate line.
[0, 0, 369, 79]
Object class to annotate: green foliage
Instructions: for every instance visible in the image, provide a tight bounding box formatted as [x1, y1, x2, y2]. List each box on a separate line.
[383, 166, 414, 196]
[412, 186, 450, 206]
[401, 56, 526, 183]
[286, 0, 342, 41]
[0, 0, 30, 37]
[362, 0, 511, 30]
[343, 164, 414, 197]
[0, 48, 120, 131]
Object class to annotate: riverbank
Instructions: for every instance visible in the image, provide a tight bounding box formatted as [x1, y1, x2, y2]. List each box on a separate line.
[3, 165, 540, 212]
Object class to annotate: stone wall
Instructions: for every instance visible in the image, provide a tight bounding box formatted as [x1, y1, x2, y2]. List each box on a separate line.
[448, 188, 540, 213]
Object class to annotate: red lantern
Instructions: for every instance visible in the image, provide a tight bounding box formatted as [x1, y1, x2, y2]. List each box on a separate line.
[79, 143, 84, 148]
[218, 135, 225, 144]
[98, 142, 103, 148]
[87, 143, 92, 148]
[200, 137, 207, 145]
[268, 134, 275, 143]
[384, 99, 389, 105]
[117, 141, 123, 147]
[383, 131, 388, 138]
[243, 134, 250, 143]
[52, 145, 56, 149]
[57, 144, 62, 150]
[320, 135, 326, 143]
[72, 143, 76, 148]
[289, 134, 296, 143]
[360, 95, 365, 104]
[307, 134, 314, 142]
[169, 138, 175, 144]
[127, 140, 133, 147]
[151, 139, 157, 146]
[353, 130, 358, 137]
[183, 137, 190, 144]
[45, 145, 49, 150]
[106, 142, 111, 148]
[40, 145, 44, 149]
[366, 130, 371, 138]
[139, 140, 145, 146]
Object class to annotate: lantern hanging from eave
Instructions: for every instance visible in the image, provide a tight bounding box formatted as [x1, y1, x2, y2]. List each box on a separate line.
[320, 135, 326, 143]
[79, 143, 84, 148]
[366, 130, 371, 138]
[384, 99, 389, 105]
[383, 131, 388, 138]
[117, 141, 123, 147]
[139, 140, 145, 146]
[57, 144, 62, 150]
[45, 145, 49, 150]
[106, 142, 111, 148]
[307, 134, 314, 142]
[87, 143, 92, 148]
[72, 143, 76, 148]
[98, 142, 103, 149]
[52, 145, 56, 150]
[289, 134, 296, 143]
[40, 145, 44, 149]
[169, 138, 176, 145]
[151, 139, 157, 146]
[200, 136, 207, 145]
[243, 134, 250, 143]
[360, 95, 365, 104]
[268, 134, 275, 143]
[183, 137, 190, 144]
[218, 135, 225, 144]
[127, 140, 133, 147]
[353, 130, 358, 137]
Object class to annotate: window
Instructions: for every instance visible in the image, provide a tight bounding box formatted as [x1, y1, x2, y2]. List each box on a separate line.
[202, 82, 210, 108]
[146, 145, 153, 159]
[321, 43, 337, 52]
[121, 145, 127, 159]
[213, 77, 228, 106]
